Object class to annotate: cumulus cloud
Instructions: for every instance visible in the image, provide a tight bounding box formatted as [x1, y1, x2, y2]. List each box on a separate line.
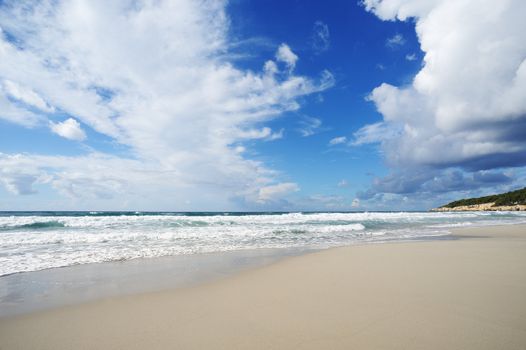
[357, 0, 526, 203]
[362, 0, 439, 21]
[0, 0, 333, 209]
[276, 43, 299, 70]
[329, 136, 347, 145]
[50, 118, 87, 141]
[311, 21, 330, 54]
[362, 0, 526, 169]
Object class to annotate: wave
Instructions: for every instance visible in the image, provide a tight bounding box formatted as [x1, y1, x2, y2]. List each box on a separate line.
[0, 221, 66, 231]
[1, 211, 526, 276]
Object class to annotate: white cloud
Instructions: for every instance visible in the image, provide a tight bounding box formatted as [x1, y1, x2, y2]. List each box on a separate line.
[329, 136, 347, 145]
[276, 43, 299, 70]
[0, 153, 51, 195]
[354, 0, 526, 205]
[0, 0, 333, 209]
[386, 33, 405, 48]
[311, 21, 330, 53]
[298, 116, 322, 137]
[1, 79, 54, 113]
[352, 122, 402, 145]
[0, 151, 264, 209]
[257, 182, 299, 203]
[236, 127, 283, 141]
[50, 118, 87, 141]
[405, 53, 417, 61]
[351, 198, 360, 208]
[1, 174, 39, 195]
[362, 0, 440, 21]
[0, 92, 41, 127]
[264, 60, 278, 75]
[361, 0, 526, 171]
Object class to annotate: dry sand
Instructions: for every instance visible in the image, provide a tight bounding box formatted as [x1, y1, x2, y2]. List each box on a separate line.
[1, 224, 525, 349]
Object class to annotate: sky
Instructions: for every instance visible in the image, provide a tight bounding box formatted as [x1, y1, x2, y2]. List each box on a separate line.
[0, 0, 525, 211]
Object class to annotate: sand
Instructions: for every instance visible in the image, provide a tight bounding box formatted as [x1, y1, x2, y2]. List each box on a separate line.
[1, 224, 525, 349]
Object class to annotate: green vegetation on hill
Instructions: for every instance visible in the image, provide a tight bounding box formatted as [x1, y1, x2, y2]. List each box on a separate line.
[443, 187, 526, 208]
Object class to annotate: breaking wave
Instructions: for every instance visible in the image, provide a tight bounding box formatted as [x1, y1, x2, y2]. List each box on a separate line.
[1, 211, 525, 276]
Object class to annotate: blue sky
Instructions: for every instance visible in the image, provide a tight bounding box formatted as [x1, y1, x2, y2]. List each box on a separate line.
[0, 0, 525, 211]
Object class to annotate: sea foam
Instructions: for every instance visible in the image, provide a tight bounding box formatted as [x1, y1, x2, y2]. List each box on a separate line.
[1, 211, 525, 276]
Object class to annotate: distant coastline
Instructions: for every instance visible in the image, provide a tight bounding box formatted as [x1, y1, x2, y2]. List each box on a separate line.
[431, 203, 526, 212]
[432, 187, 526, 212]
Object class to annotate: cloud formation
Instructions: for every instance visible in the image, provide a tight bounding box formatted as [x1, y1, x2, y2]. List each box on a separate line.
[311, 21, 330, 54]
[298, 116, 323, 137]
[385, 33, 405, 48]
[276, 43, 299, 70]
[50, 118, 87, 141]
[257, 182, 299, 203]
[329, 136, 347, 145]
[0, 0, 333, 209]
[405, 53, 417, 61]
[359, 169, 513, 198]
[358, 0, 526, 203]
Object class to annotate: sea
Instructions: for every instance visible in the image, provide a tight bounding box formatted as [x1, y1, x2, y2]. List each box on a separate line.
[2, 210, 526, 277]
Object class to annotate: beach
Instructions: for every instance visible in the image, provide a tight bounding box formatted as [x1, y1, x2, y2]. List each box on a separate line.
[2, 0, 525, 348]
[1, 224, 525, 349]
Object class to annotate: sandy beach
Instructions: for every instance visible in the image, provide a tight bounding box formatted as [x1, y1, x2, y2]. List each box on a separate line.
[1, 224, 525, 349]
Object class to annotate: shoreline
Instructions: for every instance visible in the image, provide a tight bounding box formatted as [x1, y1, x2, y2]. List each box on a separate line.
[0, 247, 316, 318]
[0, 233, 455, 319]
[0, 227, 463, 318]
[1, 224, 526, 349]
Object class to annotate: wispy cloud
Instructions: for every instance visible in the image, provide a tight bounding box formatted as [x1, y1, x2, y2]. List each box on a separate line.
[311, 21, 330, 54]
[329, 136, 347, 145]
[298, 116, 323, 137]
[0, 0, 333, 209]
[385, 33, 405, 48]
[352, 122, 401, 145]
[237, 127, 284, 141]
[405, 53, 417, 61]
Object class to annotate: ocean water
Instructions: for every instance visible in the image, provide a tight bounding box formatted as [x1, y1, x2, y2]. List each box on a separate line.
[1, 211, 526, 277]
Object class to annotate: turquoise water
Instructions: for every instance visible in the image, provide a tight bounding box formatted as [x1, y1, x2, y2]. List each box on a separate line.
[1, 211, 525, 276]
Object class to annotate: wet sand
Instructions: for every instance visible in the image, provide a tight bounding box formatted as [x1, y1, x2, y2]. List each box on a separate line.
[1, 224, 525, 349]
